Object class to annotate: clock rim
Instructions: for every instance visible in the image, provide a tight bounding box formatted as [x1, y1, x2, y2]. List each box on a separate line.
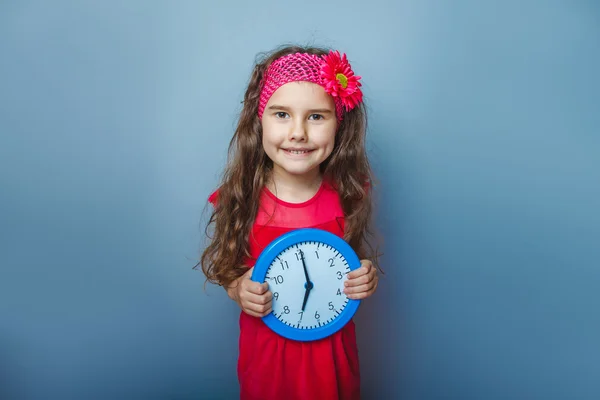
[251, 228, 362, 342]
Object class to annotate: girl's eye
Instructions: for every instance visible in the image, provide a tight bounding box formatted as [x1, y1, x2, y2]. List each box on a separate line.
[275, 112, 289, 119]
[309, 114, 323, 120]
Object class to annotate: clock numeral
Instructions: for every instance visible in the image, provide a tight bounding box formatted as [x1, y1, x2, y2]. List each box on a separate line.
[336, 271, 343, 280]
[328, 301, 335, 311]
[337, 288, 342, 296]
[273, 292, 279, 301]
[315, 250, 319, 259]
[328, 258, 335, 268]
[283, 306, 290, 314]
[315, 311, 320, 320]
[298, 311, 303, 321]
[295, 249, 304, 261]
[280, 260, 289, 270]
[274, 275, 284, 285]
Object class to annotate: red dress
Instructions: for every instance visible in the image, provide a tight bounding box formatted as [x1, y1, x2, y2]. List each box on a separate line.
[209, 181, 361, 400]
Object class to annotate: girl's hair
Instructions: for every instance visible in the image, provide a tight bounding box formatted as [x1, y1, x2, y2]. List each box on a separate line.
[198, 44, 379, 289]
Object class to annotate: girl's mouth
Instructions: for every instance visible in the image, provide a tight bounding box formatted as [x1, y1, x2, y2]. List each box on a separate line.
[284, 149, 314, 155]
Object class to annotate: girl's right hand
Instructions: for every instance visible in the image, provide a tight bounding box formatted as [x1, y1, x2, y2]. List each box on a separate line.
[229, 267, 272, 318]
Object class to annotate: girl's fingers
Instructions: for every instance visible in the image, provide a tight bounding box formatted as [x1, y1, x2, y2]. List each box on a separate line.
[344, 282, 371, 295]
[241, 290, 272, 306]
[345, 288, 374, 300]
[344, 276, 379, 299]
[346, 261, 373, 279]
[244, 305, 272, 318]
[237, 268, 273, 316]
[243, 280, 268, 295]
[243, 299, 272, 316]
[345, 270, 375, 287]
[240, 290, 272, 316]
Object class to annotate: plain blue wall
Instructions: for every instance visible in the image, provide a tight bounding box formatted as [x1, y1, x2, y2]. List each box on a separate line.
[1, 1, 599, 399]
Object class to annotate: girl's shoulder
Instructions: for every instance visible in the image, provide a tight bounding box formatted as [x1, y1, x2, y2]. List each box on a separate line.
[327, 177, 371, 195]
[208, 189, 219, 206]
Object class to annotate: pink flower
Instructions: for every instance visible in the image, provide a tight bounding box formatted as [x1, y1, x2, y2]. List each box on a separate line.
[320, 50, 363, 111]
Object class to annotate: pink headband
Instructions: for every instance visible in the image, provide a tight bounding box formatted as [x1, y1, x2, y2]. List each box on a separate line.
[258, 50, 363, 122]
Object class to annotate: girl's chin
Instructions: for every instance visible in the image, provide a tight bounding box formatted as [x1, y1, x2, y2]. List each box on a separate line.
[272, 164, 320, 179]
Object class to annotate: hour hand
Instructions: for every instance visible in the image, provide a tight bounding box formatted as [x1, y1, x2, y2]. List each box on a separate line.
[302, 287, 309, 311]
[301, 280, 313, 311]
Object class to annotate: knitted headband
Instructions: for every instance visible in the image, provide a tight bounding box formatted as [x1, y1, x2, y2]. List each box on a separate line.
[258, 50, 363, 122]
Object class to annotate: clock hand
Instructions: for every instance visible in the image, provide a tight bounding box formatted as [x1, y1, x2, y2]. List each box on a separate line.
[300, 250, 310, 284]
[301, 286, 310, 311]
[301, 280, 314, 311]
[300, 251, 313, 312]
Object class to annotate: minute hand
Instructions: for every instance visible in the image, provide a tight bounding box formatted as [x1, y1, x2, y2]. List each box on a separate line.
[300, 252, 313, 312]
[301, 251, 310, 283]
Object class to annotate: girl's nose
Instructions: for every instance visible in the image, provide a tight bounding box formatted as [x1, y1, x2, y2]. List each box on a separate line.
[289, 120, 308, 141]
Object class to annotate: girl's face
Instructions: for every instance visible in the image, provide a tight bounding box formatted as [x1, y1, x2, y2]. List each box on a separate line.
[261, 81, 337, 183]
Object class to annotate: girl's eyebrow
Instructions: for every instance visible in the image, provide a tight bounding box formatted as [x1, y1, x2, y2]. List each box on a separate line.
[267, 105, 333, 114]
[307, 108, 333, 114]
[267, 104, 292, 111]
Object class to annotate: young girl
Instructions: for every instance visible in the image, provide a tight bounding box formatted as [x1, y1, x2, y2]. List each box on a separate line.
[199, 45, 380, 400]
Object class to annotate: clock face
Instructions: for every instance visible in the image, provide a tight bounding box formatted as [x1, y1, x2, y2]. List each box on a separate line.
[252, 228, 361, 342]
[265, 241, 350, 329]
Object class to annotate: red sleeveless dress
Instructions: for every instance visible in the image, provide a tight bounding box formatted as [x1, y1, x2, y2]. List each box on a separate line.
[209, 181, 361, 400]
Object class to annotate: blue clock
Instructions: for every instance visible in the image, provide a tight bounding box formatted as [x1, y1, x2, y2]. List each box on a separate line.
[251, 228, 362, 342]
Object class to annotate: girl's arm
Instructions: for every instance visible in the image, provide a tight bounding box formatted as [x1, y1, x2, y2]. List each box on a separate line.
[225, 274, 244, 304]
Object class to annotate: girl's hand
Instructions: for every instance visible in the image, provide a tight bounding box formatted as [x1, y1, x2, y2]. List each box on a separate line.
[228, 267, 272, 318]
[344, 259, 379, 300]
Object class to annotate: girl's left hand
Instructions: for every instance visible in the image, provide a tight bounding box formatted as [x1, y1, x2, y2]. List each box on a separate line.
[344, 259, 379, 300]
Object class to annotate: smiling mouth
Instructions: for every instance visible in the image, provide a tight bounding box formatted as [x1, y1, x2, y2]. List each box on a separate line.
[284, 149, 314, 155]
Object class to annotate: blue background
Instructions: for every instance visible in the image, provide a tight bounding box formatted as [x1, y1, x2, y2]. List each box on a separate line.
[1, 1, 598, 399]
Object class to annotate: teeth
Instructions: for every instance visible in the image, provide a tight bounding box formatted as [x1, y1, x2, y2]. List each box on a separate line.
[288, 150, 309, 154]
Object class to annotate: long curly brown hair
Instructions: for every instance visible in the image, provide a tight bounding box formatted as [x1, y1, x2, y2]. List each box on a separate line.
[197, 44, 380, 289]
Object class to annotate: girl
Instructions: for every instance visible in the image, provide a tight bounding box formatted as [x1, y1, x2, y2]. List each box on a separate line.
[199, 45, 380, 400]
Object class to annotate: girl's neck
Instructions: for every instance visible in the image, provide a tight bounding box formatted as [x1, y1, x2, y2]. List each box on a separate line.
[267, 168, 323, 204]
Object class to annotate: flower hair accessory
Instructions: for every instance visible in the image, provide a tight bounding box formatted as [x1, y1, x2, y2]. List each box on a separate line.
[258, 50, 363, 122]
[320, 51, 363, 112]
